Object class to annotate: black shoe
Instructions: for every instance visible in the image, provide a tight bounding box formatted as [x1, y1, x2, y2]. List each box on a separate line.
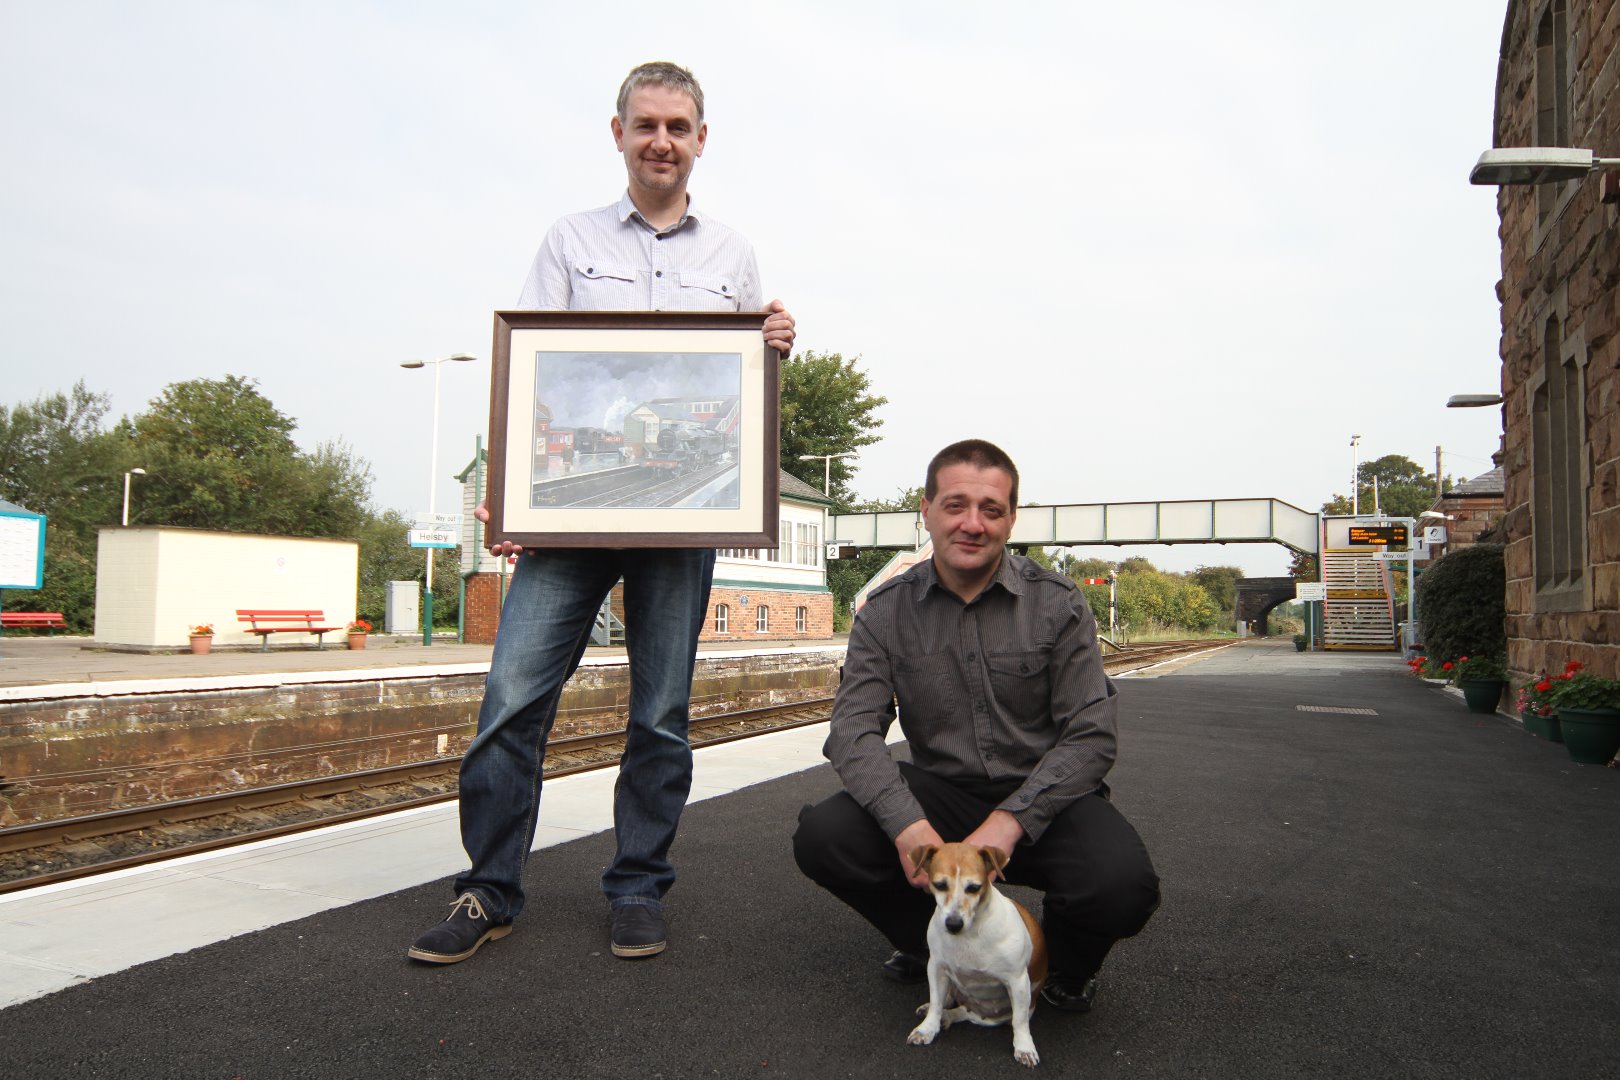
[1041, 973, 1100, 1013]
[880, 950, 927, 984]
[407, 893, 512, 964]
[610, 905, 666, 958]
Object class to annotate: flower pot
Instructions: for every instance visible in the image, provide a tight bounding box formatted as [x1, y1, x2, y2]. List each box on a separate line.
[347, 633, 367, 651]
[189, 635, 213, 656]
[1294, 640, 1308, 652]
[1458, 679, 1505, 714]
[1519, 709, 1563, 743]
[1556, 707, 1620, 765]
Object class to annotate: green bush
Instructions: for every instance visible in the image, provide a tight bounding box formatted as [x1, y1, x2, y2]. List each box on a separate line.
[1415, 543, 1505, 664]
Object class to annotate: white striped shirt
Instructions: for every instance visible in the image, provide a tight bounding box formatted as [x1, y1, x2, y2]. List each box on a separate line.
[517, 191, 764, 313]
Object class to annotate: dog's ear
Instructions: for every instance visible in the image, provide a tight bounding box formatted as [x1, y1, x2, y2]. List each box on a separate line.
[979, 846, 1009, 877]
[908, 845, 938, 875]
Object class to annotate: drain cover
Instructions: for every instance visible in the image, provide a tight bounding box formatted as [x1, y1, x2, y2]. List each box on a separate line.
[1295, 705, 1379, 716]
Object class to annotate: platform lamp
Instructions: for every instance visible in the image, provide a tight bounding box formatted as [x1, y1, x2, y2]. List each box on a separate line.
[401, 353, 476, 646]
[1349, 435, 1361, 516]
[799, 452, 857, 496]
[1469, 147, 1620, 186]
[122, 468, 146, 526]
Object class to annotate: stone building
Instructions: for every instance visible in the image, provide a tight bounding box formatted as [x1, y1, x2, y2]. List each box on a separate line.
[1483, 0, 1619, 682]
[454, 453, 835, 645]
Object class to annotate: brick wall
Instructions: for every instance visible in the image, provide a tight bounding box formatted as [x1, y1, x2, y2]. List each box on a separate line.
[462, 572, 835, 645]
[1491, 0, 1620, 683]
[701, 585, 835, 642]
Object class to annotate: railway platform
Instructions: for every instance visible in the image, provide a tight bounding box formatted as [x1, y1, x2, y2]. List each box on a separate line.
[3, 639, 1619, 1078]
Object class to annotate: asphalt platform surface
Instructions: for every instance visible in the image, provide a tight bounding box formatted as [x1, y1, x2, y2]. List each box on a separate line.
[5, 640, 1619, 1079]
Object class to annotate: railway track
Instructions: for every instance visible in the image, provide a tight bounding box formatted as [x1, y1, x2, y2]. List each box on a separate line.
[0, 696, 836, 895]
[0, 638, 1230, 895]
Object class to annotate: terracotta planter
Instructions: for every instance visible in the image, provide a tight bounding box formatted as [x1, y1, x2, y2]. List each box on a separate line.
[1556, 707, 1620, 765]
[1519, 709, 1563, 743]
[347, 633, 367, 651]
[189, 635, 213, 656]
[1458, 679, 1505, 714]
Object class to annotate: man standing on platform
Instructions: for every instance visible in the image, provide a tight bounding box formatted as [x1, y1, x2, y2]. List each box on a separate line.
[793, 439, 1159, 1012]
[409, 61, 794, 965]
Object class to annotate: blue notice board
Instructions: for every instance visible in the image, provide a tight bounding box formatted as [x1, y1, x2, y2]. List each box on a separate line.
[0, 507, 47, 590]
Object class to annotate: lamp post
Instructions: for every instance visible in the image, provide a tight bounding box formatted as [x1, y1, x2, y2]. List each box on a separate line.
[401, 353, 476, 645]
[122, 468, 146, 527]
[1469, 146, 1620, 185]
[1349, 434, 1361, 516]
[798, 452, 857, 496]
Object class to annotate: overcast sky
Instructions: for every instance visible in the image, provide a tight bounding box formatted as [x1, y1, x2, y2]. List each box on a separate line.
[1, 2, 1512, 577]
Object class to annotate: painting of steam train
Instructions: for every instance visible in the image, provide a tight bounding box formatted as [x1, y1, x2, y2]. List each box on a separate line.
[530, 393, 742, 510]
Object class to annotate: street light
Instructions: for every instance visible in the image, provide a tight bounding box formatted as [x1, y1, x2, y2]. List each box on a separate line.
[122, 468, 146, 527]
[1469, 147, 1620, 186]
[401, 353, 476, 645]
[1349, 435, 1361, 517]
[798, 452, 857, 496]
[1446, 393, 1503, 408]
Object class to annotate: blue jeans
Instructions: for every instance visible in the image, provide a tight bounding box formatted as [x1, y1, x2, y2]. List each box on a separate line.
[454, 547, 716, 921]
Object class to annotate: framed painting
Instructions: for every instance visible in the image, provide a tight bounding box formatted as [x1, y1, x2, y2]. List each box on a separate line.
[486, 310, 780, 549]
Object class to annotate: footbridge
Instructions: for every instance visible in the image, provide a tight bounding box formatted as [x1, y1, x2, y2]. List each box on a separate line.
[829, 497, 1319, 555]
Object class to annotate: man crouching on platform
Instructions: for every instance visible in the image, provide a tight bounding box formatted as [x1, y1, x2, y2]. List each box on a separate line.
[793, 439, 1160, 1012]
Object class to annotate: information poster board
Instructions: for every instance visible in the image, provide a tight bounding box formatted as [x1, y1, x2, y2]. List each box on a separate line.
[0, 507, 46, 590]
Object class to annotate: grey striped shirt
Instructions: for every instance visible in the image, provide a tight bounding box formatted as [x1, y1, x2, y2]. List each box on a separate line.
[825, 551, 1119, 843]
[518, 191, 764, 312]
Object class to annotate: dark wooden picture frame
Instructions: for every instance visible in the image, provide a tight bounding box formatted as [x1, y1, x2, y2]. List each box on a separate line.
[486, 310, 779, 549]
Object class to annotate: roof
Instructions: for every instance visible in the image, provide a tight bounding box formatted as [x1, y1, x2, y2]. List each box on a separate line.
[0, 499, 40, 516]
[778, 471, 835, 507]
[1452, 466, 1505, 496]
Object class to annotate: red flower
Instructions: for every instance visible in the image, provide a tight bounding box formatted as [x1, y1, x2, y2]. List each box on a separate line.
[1441, 661, 1454, 671]
[1565, 660, 1583, 673]
[1536, 680, 1552, 693]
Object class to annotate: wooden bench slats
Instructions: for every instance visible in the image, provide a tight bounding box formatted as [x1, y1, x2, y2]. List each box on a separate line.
[236, 609, 341, 651]
[1, 612, 67, 634]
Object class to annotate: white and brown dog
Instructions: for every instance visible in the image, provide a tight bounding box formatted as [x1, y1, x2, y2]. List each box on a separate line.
[906, 843, 1049, 1068]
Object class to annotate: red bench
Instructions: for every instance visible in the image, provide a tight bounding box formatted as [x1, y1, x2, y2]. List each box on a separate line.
[236, 609, 341, 651]
[1, 612, 67, 634]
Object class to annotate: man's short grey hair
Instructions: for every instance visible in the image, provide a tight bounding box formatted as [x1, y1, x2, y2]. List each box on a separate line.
[616, 61, 705, 123]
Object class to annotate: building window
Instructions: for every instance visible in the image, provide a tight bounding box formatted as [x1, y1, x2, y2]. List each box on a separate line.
[1530, 303, 1588, 610]
[755, 605, 769, 632]
[796, 606, 807, 633]
[714, 604, 729, 633]
[1535, 0, 1572, 227]
[791, 521, 821, 565]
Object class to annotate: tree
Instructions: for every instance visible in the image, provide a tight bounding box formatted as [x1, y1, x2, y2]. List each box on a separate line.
[1322, 454, 1439, 520]
[780, 351, 887, 506]
[123, 376, 376, 538]
[1189, 565, 1245, 620]
[1, 377, 394, 632]
[0, 383, 128, 629]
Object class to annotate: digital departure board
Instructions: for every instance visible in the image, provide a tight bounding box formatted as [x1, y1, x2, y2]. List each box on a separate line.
[1348, 525, 1409, 547]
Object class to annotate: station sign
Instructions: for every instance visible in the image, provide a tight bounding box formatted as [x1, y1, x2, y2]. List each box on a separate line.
[414, 511, 463, 529]
[1295, 582, 1327, 601]
[1372, 551, 1410, 561]
[1348, 524, 1409, 547]
[408, 528, 458, 549]
[825, 543, 859, 561]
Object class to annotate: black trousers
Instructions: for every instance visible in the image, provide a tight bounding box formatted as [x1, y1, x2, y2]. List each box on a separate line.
[793, 762, 1160, 978]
